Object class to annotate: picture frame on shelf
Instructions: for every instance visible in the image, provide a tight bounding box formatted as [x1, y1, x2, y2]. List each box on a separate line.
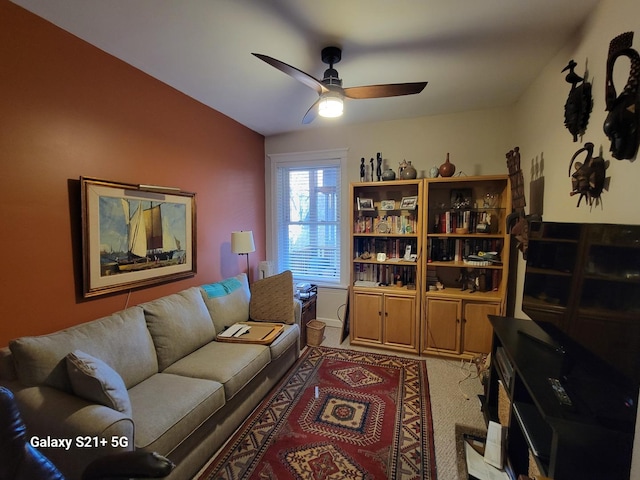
[81, 176, 196, 298]
[380, 199, 396, 210]
[450, 188, 472, 209]
[357, 197, 375, 211]
[400, 196, 418, 210]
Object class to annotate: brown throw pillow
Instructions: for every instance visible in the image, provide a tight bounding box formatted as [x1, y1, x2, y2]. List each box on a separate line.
[249, 270, 295, 324]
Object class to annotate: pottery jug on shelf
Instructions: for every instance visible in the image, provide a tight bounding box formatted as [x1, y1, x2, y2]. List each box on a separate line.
[429, 166, 440, 178]
[381, 168, 396, 181]
[400, 161, 417, 179]
[439, 153, 456, 177]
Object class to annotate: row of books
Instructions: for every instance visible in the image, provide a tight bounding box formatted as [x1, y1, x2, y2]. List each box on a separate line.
[433, 210, 493, 234]
[354, 264, 416, 286]
[354, 238, 418, 260]
[477, 269, 501, 293]
[354, 214, 418, 234]
[428, 238, 502, 262]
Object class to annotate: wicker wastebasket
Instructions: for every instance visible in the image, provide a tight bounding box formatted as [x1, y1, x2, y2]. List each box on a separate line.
[306, 320, 326, 346]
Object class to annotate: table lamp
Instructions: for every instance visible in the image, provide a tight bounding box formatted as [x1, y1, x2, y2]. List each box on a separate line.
[231, 231, 255, 281]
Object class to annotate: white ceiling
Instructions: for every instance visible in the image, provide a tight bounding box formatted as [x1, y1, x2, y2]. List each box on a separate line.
[12, 0, 601, 137]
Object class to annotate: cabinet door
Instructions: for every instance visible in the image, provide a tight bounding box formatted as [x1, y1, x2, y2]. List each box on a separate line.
[424, 298, 460, 353]
[462, 301, 500, 355]
[383, 294, 416, 350]
[352, 292, 383, 343]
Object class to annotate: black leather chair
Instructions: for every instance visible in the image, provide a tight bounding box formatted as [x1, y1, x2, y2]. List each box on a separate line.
[0, 386, 175, 480]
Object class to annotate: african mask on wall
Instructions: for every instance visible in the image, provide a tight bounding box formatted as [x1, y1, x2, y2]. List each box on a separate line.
[603, 32, 640, 160]
[562, 59, 592, 142]
[568, 142, 609, 208]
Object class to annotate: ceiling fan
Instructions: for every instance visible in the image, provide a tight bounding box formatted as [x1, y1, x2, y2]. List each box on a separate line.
[252, 46, 428, 124]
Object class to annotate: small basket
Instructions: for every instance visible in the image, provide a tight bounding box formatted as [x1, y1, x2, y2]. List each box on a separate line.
[306, 320, 326, 346]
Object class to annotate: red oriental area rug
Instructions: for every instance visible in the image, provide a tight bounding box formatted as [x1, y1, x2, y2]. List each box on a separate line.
[197, 346, 436, 480]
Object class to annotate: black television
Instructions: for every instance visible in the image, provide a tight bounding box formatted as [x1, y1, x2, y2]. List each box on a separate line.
[521, 221, 639, 429]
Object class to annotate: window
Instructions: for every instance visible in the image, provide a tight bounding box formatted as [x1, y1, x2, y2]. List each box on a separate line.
[271, 150, 346, 285]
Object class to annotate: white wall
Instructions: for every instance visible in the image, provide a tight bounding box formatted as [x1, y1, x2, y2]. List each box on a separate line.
[265, 108, 515, 327]
[511, 0, 640, 475]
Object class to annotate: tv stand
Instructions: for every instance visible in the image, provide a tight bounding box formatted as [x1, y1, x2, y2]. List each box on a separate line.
[484, 316, 637, 479]
[516, 328, 565, 354]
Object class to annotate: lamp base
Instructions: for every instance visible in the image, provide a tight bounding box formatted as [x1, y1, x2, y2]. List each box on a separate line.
[245, 254, 251, 283]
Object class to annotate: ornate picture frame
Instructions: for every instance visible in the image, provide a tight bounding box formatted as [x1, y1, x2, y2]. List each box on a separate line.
[81, 177, 196, 298]
[380, 200, 396, 210]
[357, 197, 374, 211]
[400, 196, 418, 210]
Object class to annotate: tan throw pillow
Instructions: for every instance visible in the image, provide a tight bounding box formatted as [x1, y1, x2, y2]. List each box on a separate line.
[249, 270, 295, 324]
[66, 350, 132, 417]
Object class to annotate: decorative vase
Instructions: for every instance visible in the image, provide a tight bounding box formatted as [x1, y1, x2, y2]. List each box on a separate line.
[439, 153, 455, 177]
[382, 168, 396, 181]
[429, 166, 440, 178]
[400, 161, 417, 179]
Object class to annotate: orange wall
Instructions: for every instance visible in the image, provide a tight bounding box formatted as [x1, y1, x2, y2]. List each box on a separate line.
[0, 1, 266, 346]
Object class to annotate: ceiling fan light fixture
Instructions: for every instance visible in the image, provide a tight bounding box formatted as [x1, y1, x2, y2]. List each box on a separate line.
[318, 92, 344, 118]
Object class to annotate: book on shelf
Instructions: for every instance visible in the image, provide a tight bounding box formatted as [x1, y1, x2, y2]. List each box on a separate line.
[434, 209, 494, 234]
[428, 238, 502, 263]
[354, 263, 416, 286]
[355, 213, 417, 235]
[354, 237, 417, 260]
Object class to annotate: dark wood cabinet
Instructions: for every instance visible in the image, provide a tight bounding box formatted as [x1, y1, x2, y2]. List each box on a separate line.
[485, 316, 637, 479]
[522, 222, 640, 383]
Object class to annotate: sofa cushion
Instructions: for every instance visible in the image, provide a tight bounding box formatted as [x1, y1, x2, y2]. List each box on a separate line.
[249, 270, 295, 324]
[66, 350, 132, 417]
[128, 373, 224, 454]
[199, 274, 250, 332]
[163, 342, 270, 400]
[141, 287, 216, 371]
[268, 324, 300, 360]
[9, 307, 158, 391]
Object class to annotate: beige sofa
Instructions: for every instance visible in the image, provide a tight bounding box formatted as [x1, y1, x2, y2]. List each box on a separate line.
[0, 271, 300, 480]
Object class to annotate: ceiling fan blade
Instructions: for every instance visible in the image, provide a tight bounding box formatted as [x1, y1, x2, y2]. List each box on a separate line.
[302, 98, 320, 124]
[343, 82, 427, 99]
[252, 53, 329, 96]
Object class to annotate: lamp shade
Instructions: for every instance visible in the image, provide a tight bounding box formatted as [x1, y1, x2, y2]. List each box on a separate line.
[318, 92, 344, 118]
[231, 231, 255, 254]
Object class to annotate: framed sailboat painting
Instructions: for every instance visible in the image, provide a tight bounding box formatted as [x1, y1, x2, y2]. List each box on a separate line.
[81, 177, 196, 297]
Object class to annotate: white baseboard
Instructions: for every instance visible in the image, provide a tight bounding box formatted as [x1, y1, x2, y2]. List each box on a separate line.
[315, 317, 342, 329]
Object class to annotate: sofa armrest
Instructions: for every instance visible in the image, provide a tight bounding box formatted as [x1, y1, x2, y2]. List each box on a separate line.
[9, 383, 134, 480]
[0, 347, 17, 381]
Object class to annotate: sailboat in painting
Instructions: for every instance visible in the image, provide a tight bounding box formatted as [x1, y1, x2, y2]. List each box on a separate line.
[101, 200, 186, 275]
[118, 200, 185, 271]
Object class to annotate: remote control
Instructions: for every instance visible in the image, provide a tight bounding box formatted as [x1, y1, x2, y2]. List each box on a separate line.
[548, 377, 572, 406]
